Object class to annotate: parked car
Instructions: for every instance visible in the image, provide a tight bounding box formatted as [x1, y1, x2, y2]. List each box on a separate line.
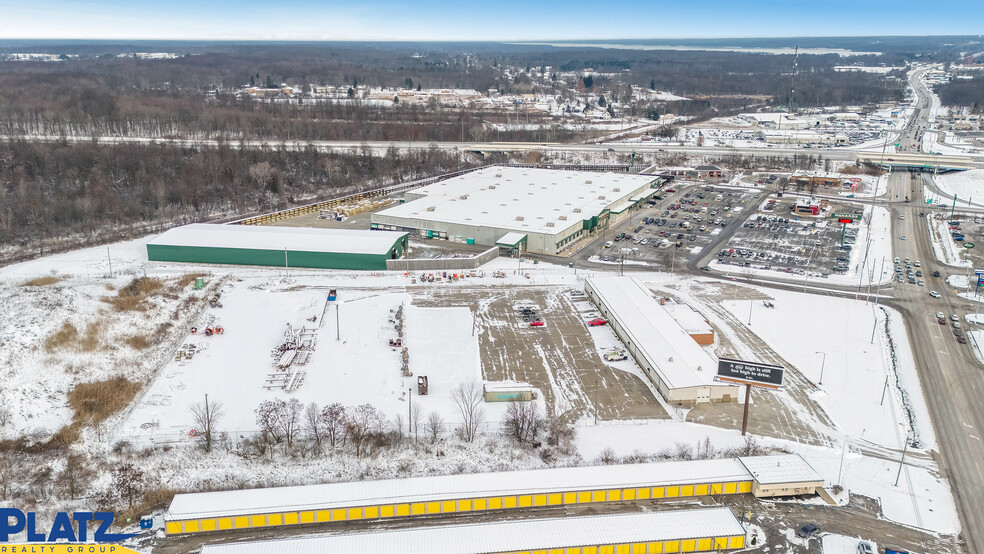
[857, 541, 874, 554]
[587, 318, 607, 326]
[530, 319, 545, 327]
[796, 524, 820, 539]
[930, 291, 941, 298]
[933, 271, 941, 278]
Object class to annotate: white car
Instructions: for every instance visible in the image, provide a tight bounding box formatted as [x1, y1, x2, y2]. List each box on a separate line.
[899, 215, 905, 220]
[930, 291, 941, 298]
[901, 235, 907, 240]
[857, 541, 874, 554]
[894, 257, 901, 263]
[937, 312, 945, 319]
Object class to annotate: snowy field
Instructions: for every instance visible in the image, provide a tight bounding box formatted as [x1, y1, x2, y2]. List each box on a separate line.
[934, 169, 984, 204]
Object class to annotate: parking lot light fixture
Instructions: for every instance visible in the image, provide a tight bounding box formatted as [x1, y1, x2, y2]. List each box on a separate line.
[815, 351, 826, 385]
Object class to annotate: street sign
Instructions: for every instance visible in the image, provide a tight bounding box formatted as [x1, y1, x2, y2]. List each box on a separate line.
[975, 269, 984, 276]
[830, 212, 861, 219]
[838, 218, 853, 224]
[717, 358, 785, 388]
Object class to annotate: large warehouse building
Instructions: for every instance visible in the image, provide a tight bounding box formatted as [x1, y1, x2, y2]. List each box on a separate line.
[585, 276, 739, 404]
[370, 166, 661, 255]
[147, 224, 409, 270]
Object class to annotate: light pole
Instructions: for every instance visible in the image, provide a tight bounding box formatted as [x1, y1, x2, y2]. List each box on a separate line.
[594, 379, 599, 425]
[815, 351, 826, 386]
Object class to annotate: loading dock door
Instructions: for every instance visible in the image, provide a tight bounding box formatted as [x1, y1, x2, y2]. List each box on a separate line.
[696, 387, 710, 404]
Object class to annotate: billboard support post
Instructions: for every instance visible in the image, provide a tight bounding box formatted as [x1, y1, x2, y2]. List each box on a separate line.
[717, 358, 785, 437]
[741, 385, 751, 436]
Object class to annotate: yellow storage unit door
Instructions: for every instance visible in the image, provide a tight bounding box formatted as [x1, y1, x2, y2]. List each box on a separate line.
[300, 511, 315, 524]
[250, 515, 265, 527]
[696, 538, 712, 551]
[267, 514, 283, 526]
[713, 537, 728, 550]
[183, 520, 200, 533]
[165, 521, 182, 535]
[738, 482, 753, 493]
[217, 518, 233, 531]
[200, 519, 216, 532]
[728, 536, 745, 549]
[234, 516, 250, 529]
[648, 542, 663, 553]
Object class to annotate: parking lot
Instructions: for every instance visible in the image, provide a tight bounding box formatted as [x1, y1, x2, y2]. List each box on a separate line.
[713, 198, 877, 279]
[592, 183, 762, 271]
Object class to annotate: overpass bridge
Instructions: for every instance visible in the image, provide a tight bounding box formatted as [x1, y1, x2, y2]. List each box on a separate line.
[856, 151, 976, 172]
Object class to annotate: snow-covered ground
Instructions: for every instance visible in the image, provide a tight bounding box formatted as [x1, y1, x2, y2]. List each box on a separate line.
[934, 169, 984, 205]
[822, 534, 874, 554]
[721, 288, 935, 451]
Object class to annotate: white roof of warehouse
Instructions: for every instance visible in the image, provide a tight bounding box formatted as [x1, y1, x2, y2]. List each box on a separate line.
[147, 224, 407, 256]
[739, 454, 823, 485]
[587, 277, 726, 390]
[167, 457, 749, 521]
[198, 508, 745, 554]
[662, 303, 714, 335]
[374, 166, 656, 235]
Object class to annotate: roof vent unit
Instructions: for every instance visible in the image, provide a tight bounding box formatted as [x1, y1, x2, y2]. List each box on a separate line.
[489, 185, 496, 189]
[460, 195, 469, 200]
[558, 215, 567, 220]
[426, 206, 436, 212]
[573, 208, 582, 213]
[545, 222, 555, 227]
[598, 196, 606, 200]
[515, 216, 525, 221]
[495, 174, 502, 177]
[585, 180, 593, 184]
[613, 188, 621, 192]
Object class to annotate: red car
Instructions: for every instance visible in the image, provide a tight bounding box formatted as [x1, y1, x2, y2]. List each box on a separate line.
[938, 317, 946, 325]
[530, 319, 545, 327]
[666, 188, 677, 193]
[588, 318, 608, 326]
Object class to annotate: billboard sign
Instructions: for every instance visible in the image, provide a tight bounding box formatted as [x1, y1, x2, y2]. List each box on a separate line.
[717, 358, 785, 388]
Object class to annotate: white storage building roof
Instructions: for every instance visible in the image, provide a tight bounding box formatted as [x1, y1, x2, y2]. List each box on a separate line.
[738, 454, 823, 485]
[199, 508, 745, 554]
[147, 224, 407, 255]
[167, 457, 749, 521]
[374, 166, 656, 234]
[587, 277, 720, 389]
[662, 303, 714, 335]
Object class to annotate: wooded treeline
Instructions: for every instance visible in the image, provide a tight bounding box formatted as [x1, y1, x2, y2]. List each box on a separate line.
[0, 140, 476, 249]
[936, 77, 984, 110]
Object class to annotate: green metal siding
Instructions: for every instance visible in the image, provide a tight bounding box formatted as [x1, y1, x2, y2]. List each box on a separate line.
[148, 244, 390, 270]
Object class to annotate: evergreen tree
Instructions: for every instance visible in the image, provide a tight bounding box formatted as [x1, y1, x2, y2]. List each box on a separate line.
[650, 79, 656, 90]
[583, 75, 594, 88]
[598, 95, 607, 107]
[347, 87, 355, 98]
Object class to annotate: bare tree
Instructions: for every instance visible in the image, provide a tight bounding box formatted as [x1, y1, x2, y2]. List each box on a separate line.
[255, 399, 285, 444]
[320, 403, 347, 448]
[504, 400, 543, 444]
[345, 404, 386, 457]
[304, 402, 324, 453]
[411, 403, 424, 443]
[190, 394, 224, 453]
[112, 463, 145, 509]
[58, 453, 94, 500]
[393, 413, 405, 443]
[278, 398, 303, 451]
[426, 411, 444, 444]
[451, 382, 485, 443]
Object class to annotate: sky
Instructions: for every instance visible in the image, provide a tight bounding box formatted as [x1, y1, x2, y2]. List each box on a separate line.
[1, 0, 982, 41]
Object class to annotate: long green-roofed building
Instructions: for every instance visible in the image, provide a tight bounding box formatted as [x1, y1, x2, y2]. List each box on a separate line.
[147, 224, 409, 270]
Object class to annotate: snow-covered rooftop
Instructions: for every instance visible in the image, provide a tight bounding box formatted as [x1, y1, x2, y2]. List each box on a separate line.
[739, 454, 823, 485]
[147, 224, 407, 256]
[496, 232, 528, 246]
[663, 303, 713, 335]
[374, 166, 657, 235]
[167, 457, 749, 521]
[198, 509, 745, 554]
[586, 277, 726, 390]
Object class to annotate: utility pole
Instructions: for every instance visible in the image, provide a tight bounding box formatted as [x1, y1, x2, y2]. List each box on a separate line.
[284, 247, 289, 278]
[894, 439, 909, 487]
[880, 376, 889, 405]
[336, 303, 340, 341]
[107, 247, 113, 279]
[594, 379, 599, 425]
[740, 385, 751, 436]
[408, 386, 412, 437]
[815, 351, 826, 386]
